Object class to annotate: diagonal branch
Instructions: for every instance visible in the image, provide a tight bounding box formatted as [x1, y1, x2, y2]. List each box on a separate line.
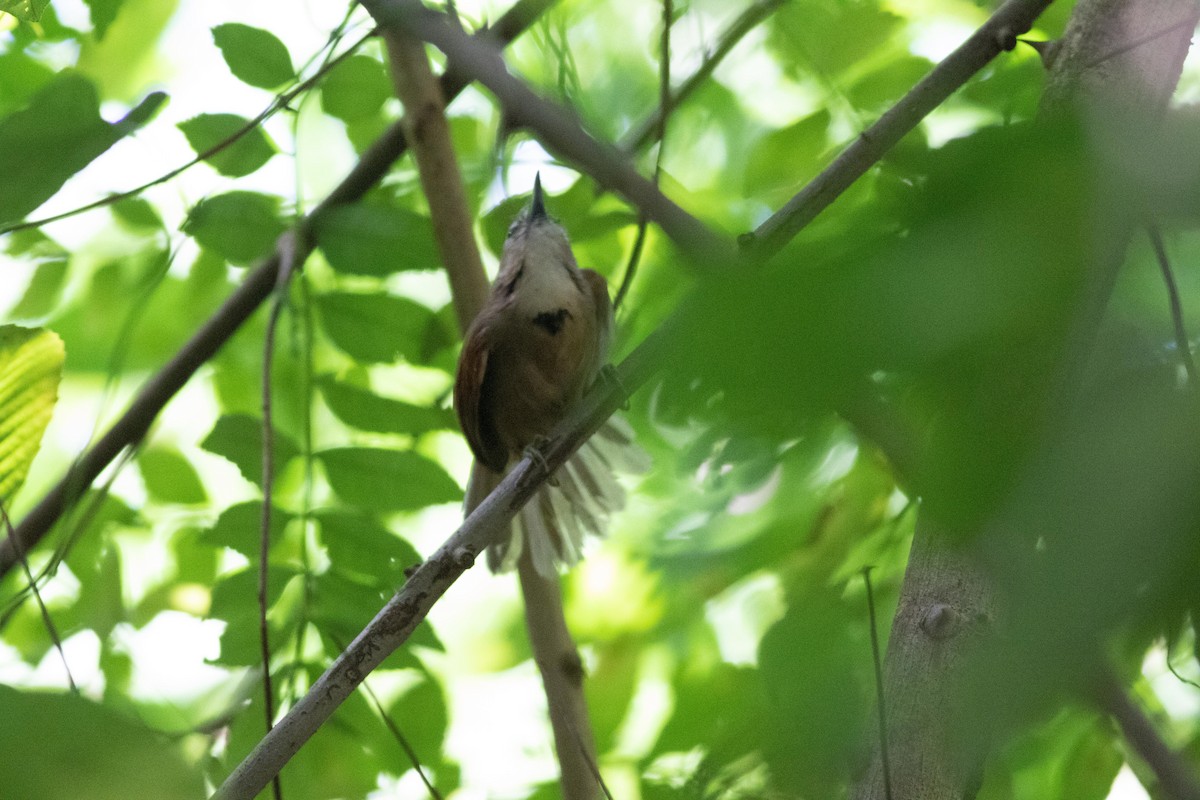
[0, 0, 558, 581]
[210, 1, 1061, 794]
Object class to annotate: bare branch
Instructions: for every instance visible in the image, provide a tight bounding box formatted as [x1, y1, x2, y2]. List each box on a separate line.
[1147, 224, 1199, 387]
[1096, 667, 1200, 800]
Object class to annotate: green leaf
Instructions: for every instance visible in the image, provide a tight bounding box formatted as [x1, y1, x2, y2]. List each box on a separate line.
[768, 0, 901, 79]
[181, 191, 286, 265]
[0, 326, 64, 505]
[9, 251, 68, 319]
[211, 23, 295, 89]
[317, 447, 460, 512]
[314, 204, 439, 276]
[319, 54, 393, 122]
[0, 73, 120, 225]
[110, 196, 163, 230]
[177, 113, 275, 177]
[315, 291, 436, 364]
[84, 0, 126, 40]
[200, 500, 291, 557]
[0, 0, 51, 22]
[0, 685, 203, 800]
[744, 110, 831, 199]
[316, 509, 421, 587]
[137, 446, 207, 504]
[0, 51, 55, 116]
[200, 414, 300, 488]
[318, 377, 456, 435]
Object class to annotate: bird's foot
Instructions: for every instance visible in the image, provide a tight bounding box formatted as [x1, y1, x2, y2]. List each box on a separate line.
[522, 436, 559, 487]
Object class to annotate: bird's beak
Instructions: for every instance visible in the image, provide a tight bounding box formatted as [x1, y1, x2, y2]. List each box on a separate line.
[530, 172, 547, 220]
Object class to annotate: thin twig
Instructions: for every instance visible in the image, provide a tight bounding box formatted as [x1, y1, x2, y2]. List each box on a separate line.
[1084, 15, 1199, 69]
[0, 29, 376, 236]
[614, 0, 673, 312]
[1096, 666, 1200, 800]
[862, 567, 894, 800]
[259, 230, 301, 800]
[618, 0, 786, 154]
[1147, 224, 1199, 387]
[0, 500, 76, 692]
[362, 671, 445, 800]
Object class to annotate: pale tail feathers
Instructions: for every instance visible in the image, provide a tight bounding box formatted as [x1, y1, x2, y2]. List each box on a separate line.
[484, 416, 648, 577]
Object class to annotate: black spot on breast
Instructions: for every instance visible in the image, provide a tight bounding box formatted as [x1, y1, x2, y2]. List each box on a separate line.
[532, 308, 571, 335]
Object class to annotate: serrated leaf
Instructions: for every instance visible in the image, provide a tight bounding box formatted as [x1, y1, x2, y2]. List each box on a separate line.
[200, 500, 291, 557]
[212, 23, 294, 89]
[201, 414, 300, 488]
[317, 447, 460, 512]
[0, 326, 64, 505]
[319, 54, 393, 122]
[314, 204, 439, 276]
[0, 685, 204, 800]
[177, 113, 275, 178]
[181, 191, 286, 265]
[0, 0, 51, 22]
[318, 377, 455, 435]
[137, 447, 207, 504]
[316, 291, 436, 364]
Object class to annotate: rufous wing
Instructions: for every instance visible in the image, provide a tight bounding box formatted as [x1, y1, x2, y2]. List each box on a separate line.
[454, 319, 509, 473]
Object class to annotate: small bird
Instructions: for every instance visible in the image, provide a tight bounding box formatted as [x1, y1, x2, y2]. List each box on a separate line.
[454, 174, 647, 576]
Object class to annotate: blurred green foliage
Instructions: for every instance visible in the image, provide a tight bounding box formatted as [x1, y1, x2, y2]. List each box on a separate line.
[0, 0, 1198, 798]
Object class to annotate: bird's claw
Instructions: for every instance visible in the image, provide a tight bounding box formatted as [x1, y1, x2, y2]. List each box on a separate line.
[522, 437, 559, 487]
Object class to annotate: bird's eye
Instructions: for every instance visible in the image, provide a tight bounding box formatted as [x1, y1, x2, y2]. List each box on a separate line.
[506, 220, 520, 239]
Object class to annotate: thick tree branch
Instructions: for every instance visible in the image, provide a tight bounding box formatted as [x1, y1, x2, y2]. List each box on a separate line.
[0, 0, 557, 580]
[383, 19, 602, 799]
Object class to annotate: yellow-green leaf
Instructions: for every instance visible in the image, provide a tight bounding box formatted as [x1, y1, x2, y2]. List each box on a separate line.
[0, 325, 64, 506]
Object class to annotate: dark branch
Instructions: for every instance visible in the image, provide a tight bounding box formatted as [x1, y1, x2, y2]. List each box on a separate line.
[1097, 667, 1200, 800]
[1147, 224, 1199, 387]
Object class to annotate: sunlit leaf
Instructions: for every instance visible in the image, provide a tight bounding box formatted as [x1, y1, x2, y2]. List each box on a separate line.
[181, 191, 286, 265]
[319, 54, 393, 122]
[318, 376, 456, 435]
[316, 508, 421, 587]
[211, 23, 294, 89]
[84, 0, 126, 40]
[201, 413, 300, 488]
[138, 446, 207, 504]
[315, 291, 437, 364]
[0, 73, 159, 225]
[0, 0, 51, 22]
[0, 325, 64, 505]
[314, 203, 440, 275]
[317, 447, 460, 512]
[177, 113, 276, 177]
[200, 501, 291, 557]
